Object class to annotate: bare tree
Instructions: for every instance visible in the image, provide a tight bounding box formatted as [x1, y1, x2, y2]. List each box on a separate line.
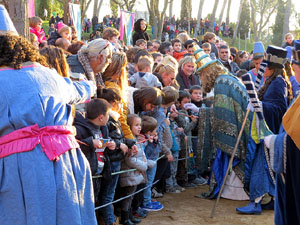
[145, 0, 172, 40]
[209, 0, 220, 32]
[250, 0, 278, 41]
[80, 0, 93, 25]
[225, 0, 232, 25]
[111, 0, 137, 11]
[93, 0, 104, 17]
[282, 0, 291, 44]
[1, 0, 29, 38]
[218, 0, 228, 25]
[232, 0, 243, 45]
[195, 0, 205, 37]
[169, 0, 173, 17]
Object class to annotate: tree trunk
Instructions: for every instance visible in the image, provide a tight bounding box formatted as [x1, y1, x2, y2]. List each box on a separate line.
[218, 0, 227, 25]
[250, 0, 257, 41]
[282, 0, 291, 44]
[225, 0, 232, 25]
[232, 0, 243, 45]
[3, 0, 29, 39]
[80, 0, 93, 28]
[96, 0, 104, 16]
[209, 0, 219, 32]
[63, 0, 69, 25]
[169, 0, 173, 17]
[195, 0, 205, 37]
[93, 0, 98, 16]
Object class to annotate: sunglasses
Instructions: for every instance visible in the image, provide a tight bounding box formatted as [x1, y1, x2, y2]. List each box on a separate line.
[98, 40, 110, 55]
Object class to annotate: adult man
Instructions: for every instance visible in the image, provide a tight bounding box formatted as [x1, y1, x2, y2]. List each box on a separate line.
[158, 41, 174, 56]
[218, 45, 240, 75]
[67, 38, 112, 86]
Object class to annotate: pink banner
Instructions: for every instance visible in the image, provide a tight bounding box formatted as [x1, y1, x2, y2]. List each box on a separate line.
[119, 10, 124, 40]
[28, 0, 35, 17]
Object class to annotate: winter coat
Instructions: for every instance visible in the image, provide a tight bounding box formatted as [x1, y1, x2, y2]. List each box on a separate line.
[106, 111, 136, 151]
[175, 109, 197, 150]
[220, 60, 240, 75]
[119, 141, 148, 187]
[105, 81, 134, 139]
[30, 27, 46, 44]
[47, 30, 62, 46]
[176, 68, 201, 90]
[132, 18, 149, 46]
[74, 111, 115, 181]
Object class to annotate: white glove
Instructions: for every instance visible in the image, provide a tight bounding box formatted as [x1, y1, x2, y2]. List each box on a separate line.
[264, 135, 275, 149]
[247, 103, 254, 112]
[184, 103, 200, 113]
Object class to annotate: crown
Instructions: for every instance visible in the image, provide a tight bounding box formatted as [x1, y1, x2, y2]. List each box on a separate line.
[192, 44, 218, 73]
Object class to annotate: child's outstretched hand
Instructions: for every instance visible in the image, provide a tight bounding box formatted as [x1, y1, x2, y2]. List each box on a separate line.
[106, 141, 116, 150]
[120, 143, 129, 154]
[164, 118, 170, 126]
[191, 115, 198, 122]
[93, 139, 103, 149]
[167, 154, 174, 162]
[130, 145, 138, 156]
[177, 127, 184, 133]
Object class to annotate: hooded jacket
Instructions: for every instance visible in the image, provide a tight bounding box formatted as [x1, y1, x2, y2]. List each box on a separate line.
[132, 19, 149, 46]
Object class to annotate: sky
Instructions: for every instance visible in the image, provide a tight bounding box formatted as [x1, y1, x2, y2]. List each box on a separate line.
[88, 0, 300, 29]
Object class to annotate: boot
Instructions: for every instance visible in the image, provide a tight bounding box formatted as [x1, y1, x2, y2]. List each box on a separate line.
[129, 208, 141, 224]
[236, 201, 262, 215]
[120, 210, 136, 225]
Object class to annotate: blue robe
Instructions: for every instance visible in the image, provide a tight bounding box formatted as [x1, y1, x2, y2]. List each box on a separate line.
[0, 63, 97, 225]
[246, 75, 288, 200]
[271, 132, 300, 225]
[208, 73, 250, 198]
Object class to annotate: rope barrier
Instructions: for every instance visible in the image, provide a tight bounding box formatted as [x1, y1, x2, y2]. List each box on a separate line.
[94, 179, 160, 210]
[92, 155, 189, 179]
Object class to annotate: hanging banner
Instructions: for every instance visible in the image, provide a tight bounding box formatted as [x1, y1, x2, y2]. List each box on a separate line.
[28, 0, 35, 17]
[69, 3, 81, 40]
[119, 10, 134, 46]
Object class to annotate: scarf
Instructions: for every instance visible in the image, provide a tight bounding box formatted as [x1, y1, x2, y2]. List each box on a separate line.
[77, 48, 104, 86]
[179, 68, 195, 89]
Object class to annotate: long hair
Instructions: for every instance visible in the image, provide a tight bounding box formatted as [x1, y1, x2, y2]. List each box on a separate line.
[39, 45, 70, 77]
[102, 52, 128, 102]
[0, 34, 48, 69]
[133, 87, 162, 113]
[258, 66, 293, 104]
[201, 63, 227, 93]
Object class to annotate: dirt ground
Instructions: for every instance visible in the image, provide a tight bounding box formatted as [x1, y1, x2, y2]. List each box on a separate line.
[140, 185, 274, 225]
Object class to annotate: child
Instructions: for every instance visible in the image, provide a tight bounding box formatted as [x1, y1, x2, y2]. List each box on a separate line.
[136, 39, 147, 50]
[74, 99, 116, 203]
[166, 110, 185, 193]
[29, 16, 46, 44]
[119, 114, 149, 225]
[184, 40, 195, 55]
[129, 56, 162, 88]
[201, 42, 211, 55]
[48, 22, 72, 45]
[175, 91, 199, 188]
[189, 85, 203, 108]
[172, 38, 186, 62]
[140, 116, 163, 211]
[48, 23, 55, 37]
[97, 87, 137, 225]
[151, 52, 163, 71]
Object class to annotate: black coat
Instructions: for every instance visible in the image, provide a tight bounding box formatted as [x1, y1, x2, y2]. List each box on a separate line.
[132, 18, 149, 46]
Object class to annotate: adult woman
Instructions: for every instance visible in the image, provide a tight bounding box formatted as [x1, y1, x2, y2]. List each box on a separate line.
[0, 33, 96, 225]
[154, 55, 178, 87]
[132, 18, 149, 46]
[237, 46, 292, 215]
[176, 56, 200, 90]
[102, 52, 134, 139]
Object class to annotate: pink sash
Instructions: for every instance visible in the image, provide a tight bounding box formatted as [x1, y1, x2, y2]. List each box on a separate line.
[0, 124, 79, 161]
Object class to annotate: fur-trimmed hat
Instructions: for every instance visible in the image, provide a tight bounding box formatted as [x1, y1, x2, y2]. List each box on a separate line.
[264, 45, 288, 69]
[292, 40, 300, 65]
[0, 5, 17, 35]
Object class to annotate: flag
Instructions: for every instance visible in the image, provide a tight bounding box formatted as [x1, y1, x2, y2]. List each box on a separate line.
[119, 10, 135, 46]
[28, 0, 35, 17]
[69, 3, 81, 40]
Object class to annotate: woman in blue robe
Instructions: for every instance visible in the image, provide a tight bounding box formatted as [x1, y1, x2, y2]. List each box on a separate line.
[237, 46, 292, 214]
